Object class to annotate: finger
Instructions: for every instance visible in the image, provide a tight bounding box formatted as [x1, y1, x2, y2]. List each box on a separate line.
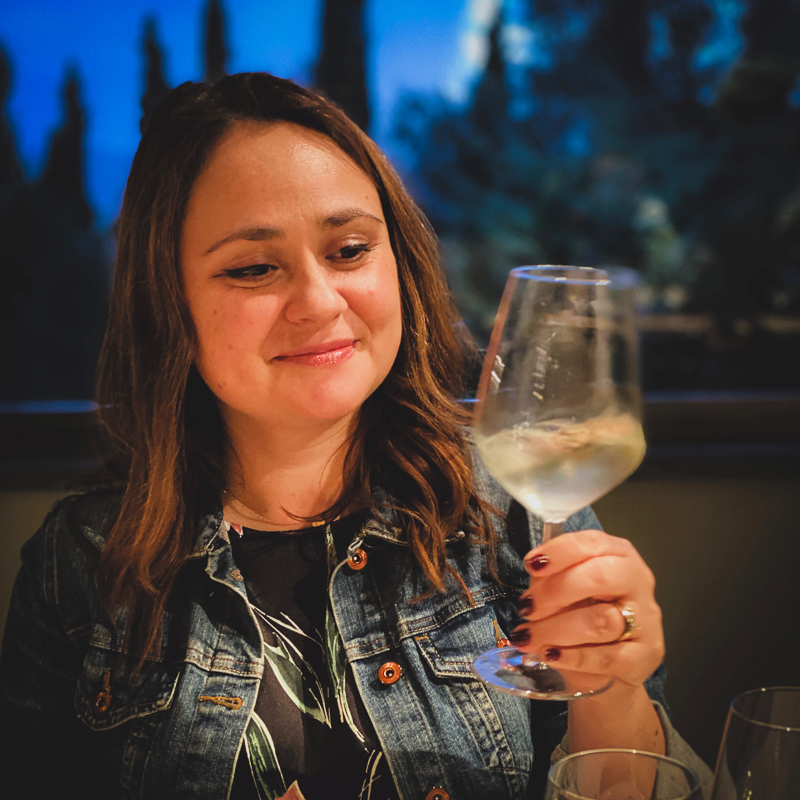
[513, 600, 663, 657]
[538, 641, 656, 686]
[523, 530, 639, 577]
[523, 554, 655, 621]
[525, 601, 627, 648]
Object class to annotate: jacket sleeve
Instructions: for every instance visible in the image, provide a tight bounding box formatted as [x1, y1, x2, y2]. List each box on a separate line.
[0, 499, 114, 795]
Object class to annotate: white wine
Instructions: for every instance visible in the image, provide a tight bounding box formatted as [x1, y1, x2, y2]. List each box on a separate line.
[475, 414, 645, 522]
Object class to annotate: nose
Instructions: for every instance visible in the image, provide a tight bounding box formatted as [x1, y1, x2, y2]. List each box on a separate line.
[283, 257, 349, 324]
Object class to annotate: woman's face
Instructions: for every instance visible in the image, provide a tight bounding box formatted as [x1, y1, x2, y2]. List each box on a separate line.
[180, 121, 403, 434]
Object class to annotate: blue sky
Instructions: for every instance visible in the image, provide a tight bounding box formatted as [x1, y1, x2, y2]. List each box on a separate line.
[2, 0, 490, 227]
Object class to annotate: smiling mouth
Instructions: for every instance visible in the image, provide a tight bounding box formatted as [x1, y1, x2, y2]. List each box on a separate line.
[273, 340, 357, 365]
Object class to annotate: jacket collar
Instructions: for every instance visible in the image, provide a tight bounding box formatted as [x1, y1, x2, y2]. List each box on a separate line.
[188, 505, 227, 558]
[75, 484, 465, 557]
[186, 489, 406, 558]
[186, 485, 466, 555]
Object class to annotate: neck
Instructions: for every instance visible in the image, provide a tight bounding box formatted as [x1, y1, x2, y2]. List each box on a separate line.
[222, 411, 357, 526]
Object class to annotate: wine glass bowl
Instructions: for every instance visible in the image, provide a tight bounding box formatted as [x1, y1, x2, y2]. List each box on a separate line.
[711, 686, 800, 799]
[471, 265, 645, 699]
[546, 749, 702, 800]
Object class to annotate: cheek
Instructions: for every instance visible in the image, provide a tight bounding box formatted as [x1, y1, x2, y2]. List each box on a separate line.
[190, 304, 255, 393]
[193, 293, 271, 353]
[193, 308, 229, 362]
[362, 267, 402, 332]
[369, 283, 403, 378]
[192, 336, 231, 396]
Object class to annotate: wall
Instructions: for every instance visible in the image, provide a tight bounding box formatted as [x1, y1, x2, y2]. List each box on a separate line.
[594, 474, 800, 766]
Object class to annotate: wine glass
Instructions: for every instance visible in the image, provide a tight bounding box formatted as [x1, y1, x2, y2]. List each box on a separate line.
[711, 686, 800, 799]
[546, 749, 702, 800]
[471, 265, 645, 699]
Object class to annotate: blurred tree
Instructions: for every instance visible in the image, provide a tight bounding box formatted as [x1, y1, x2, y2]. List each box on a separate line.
[2, 69, 108, 399]
[39, 70, 93, 229]
[582, 0, 652, 96]
[0, 48, 22, 187]
[697, 0, 800, 322]
[314, 0, 370, 131]
[394, 0, 800, 389]
[203, 0, 228, 85]
[715, 0, 800, 122]
[651, 0, 715, 124]
[471, 12, 510, 132]
[397, 1, 732, 299]
[740, 0, 800, 61]
[0, 46, 26, 391]
[141, 17, 170, 133]
[395, 6, 547, 332]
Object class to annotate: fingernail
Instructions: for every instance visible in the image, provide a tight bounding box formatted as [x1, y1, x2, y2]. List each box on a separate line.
[527, 554, 550, 572]
[510, 627, 531, 646]
[517, 596, 534, 616]
[544, 647, 561, 662]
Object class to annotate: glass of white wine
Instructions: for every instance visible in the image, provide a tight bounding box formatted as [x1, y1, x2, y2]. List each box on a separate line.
[471, 265, 645, 699]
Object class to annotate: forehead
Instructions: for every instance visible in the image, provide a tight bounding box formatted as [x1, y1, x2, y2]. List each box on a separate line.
[180, 119, 392, 267]
[193, 120, 376, 199]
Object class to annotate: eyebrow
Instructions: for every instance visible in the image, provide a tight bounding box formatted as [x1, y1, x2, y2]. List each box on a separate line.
[204, 225, 283, 255]
[321, 207, 384, 229]
[203, 208, 384, 255]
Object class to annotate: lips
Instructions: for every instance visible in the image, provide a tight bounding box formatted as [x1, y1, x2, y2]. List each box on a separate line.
[272, 339, 357, 366]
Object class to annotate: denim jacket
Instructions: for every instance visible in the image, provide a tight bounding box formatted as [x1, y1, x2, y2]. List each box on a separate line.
[0, 459, 702, 799]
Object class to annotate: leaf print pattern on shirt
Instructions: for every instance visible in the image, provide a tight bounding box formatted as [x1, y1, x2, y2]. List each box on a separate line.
[256, 607, 330, 725]
[239, 522, 390, 800]
[244, 712, 288, 800]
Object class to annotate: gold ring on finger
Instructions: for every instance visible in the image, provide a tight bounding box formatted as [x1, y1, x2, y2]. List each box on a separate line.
[616, 605, 637, 642]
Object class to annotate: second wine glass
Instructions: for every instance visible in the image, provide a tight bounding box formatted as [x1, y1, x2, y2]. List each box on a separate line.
[547, 749, 701, 800]
[471, 265, 645, 700]
[711, 686, 800, 799]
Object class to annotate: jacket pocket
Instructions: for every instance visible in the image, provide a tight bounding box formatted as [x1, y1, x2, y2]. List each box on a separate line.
[409, 603, 533, 794]
[413, 603, 511, 680]
[75, 644, 179, 731]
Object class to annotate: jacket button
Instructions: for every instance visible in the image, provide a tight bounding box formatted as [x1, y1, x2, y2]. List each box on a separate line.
[92, 690, 111, 716]
[426, 789, 450, 800]
[378, 661, 402, 684]
[348, 548, 368, 570]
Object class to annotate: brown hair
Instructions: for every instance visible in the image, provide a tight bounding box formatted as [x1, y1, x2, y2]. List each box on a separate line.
[95, 73, 495, 666]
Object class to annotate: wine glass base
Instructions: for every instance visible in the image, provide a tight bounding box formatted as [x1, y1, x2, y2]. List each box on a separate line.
[472, 647, 613, 700]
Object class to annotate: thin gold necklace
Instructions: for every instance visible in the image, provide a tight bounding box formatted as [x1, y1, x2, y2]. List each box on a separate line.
[222, 489, 326, 528]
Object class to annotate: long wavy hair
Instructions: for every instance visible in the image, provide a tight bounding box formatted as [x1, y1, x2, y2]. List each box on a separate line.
[95, 73, 495, 666]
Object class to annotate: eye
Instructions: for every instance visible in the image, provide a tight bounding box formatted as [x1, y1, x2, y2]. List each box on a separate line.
[330, 242, 374, 263]
[221, 264, 276, 282]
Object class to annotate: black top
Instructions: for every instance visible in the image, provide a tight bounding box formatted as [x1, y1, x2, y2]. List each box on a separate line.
[228, 512, 399, 800]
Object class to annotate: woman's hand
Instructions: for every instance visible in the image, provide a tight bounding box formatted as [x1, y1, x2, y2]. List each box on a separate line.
[513, 529, 665, 691]
[514, 529, 667, 756]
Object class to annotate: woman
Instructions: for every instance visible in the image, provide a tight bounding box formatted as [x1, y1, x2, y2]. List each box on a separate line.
[0, 73, 712, 799]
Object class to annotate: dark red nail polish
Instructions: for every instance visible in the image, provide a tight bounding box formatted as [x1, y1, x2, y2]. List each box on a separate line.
[544, 647, 561, 662]
[517, 596, 534, 616]
[528, 554, 550, 572]
[510, 627, 531, 646]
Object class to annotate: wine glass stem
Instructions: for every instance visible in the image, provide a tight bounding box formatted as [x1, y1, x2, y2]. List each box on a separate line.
[542, 520, 564, 543]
